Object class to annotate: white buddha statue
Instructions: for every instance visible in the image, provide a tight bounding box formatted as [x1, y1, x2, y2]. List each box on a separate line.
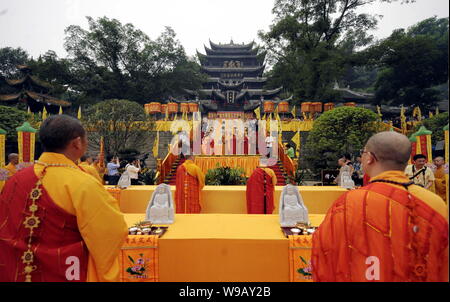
[145, 184, 174, 225]
[279, 184, 309, 227]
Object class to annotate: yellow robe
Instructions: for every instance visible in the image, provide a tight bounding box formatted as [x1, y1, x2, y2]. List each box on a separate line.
[5, 163, 17, 177]
[183, 160, 205, 189]
[34, 152, 128, 282]
[434, 166, 447, 202]
[79, 162, 103, 184]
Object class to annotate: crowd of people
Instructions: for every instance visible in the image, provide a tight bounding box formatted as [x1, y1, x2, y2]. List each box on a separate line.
[0, 114, 447, 282]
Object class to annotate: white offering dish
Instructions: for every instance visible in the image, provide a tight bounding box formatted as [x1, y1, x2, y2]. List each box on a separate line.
[129, 227, 138, 235]
[290, 228, 301, 234]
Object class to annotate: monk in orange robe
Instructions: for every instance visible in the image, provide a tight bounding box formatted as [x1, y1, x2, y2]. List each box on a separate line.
[79, 155, 103, 184]
[246, 158, 278, 214]
[433, 156, 447, 202]
[0, 115, 128, 282]
[4, 153, 19, 177]
[175, 155, 205, 213]
[312, 131, 448, 282]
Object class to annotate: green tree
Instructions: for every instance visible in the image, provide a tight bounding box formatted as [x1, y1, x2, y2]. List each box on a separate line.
[355, 17, 448, 108]
[303, 106, 379, 172]
[414, 112, 449, 145]
[84, 99, 154, 156]
[64, 17, 203, 104]
[259, 0, 411, 101]
[0, 105, 32, 142]
[0, 47, 30, 78]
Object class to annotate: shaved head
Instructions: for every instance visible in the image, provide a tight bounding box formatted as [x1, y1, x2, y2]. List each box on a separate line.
[8, 153, 18, 165]
[365, 131, 411, 170]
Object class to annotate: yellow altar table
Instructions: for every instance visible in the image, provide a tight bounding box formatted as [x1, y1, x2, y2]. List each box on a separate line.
[114, 185, 347, 214]
[194, 155, 260, 177]
[123, 213, 325, 282]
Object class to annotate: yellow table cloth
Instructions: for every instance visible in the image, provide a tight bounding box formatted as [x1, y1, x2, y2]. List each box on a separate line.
[114, 185, 347, 214]
[194, 155, 260, 177]
[123, 213, 325, 282]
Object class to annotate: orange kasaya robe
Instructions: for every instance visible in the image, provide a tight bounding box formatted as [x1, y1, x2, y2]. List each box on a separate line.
[312, 170, 449, 282]
[175, 160, 205, 213]
[434, 166, 447, 202]
[0, 153, 128, 282]
[246, 167, 277, 214]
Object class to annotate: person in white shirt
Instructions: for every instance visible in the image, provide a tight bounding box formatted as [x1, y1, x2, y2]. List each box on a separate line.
[126, 159, 141, 185]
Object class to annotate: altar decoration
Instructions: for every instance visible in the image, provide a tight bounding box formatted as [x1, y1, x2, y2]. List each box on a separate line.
[288, 235, 313, 282]
[194, 155, 260, 178]
[16, 122, 37, 164]
[120, 235, 159, 282]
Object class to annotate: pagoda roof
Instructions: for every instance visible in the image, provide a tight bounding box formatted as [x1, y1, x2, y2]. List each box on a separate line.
[201, 65, 265, 73]
[0, 90, 70, 107]
[5, 74, 52, 90]
[209, 39, 254, 50]
[204, 45, 259, 56]
[205, 77, 268, 83]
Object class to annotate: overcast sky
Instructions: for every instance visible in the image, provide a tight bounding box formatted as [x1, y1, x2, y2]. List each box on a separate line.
[0, 0, 448, 59]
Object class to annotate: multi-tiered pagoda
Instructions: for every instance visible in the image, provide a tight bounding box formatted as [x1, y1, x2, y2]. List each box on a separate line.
[186, 40, 283, 114]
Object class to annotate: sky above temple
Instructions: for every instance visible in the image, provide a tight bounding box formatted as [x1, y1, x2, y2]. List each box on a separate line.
[0, 0, 448, 59]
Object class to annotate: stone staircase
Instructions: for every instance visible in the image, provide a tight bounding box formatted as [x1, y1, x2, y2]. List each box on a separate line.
[164, 157, 288, 186]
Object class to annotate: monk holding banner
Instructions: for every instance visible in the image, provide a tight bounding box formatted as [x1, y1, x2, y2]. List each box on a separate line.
[312, 131, 448, 282]
[246, 158, 278, 214]
[0, 115, 128, 282]
[175, 155, 205, 213]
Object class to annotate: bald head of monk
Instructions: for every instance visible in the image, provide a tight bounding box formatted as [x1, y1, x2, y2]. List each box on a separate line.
[362, 131, 411, 178]
[8, 153, 18, 165]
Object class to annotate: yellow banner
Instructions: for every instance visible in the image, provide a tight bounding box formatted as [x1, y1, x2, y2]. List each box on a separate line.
[120, 235, 159, 282]
[0, 134, 5, 167]
[289, 235, 313, 282]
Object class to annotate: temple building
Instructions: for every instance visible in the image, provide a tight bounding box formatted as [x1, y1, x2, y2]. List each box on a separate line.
[185, 40, 283, 115]
[0, 65, 70, 113]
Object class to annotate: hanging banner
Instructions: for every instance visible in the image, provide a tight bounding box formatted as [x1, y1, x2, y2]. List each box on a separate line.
[289, 235, 313, 282]
[120, 235, 159, 282]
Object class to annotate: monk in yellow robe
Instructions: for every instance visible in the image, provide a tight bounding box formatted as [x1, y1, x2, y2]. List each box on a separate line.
[0, 115, 128, 282]
[433, 156, 447, 202]
[79, 155, 103, 184]
[175, 155, 205, 213]
[312, 132, 448, 282]
[5, 153, 19, 177]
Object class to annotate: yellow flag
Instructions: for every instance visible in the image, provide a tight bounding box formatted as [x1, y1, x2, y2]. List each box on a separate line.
[262, 113, 266, 120]
[376, 105, 382, 121]
[152, 131, 159, 158]
[291, 105, 296, 118]
[291, 131, 300, 157]
[42, 107, 48, 120]
[436, 106, 439, 115]
[27, 107, 31, 114]
[164, 105, 169, 121]
[254, 107, 261, 119]
[77, 106, 82, 119]
[59, 106, 63, 115]
[275, 106, 281, 122]
[429, 111, 434, 118]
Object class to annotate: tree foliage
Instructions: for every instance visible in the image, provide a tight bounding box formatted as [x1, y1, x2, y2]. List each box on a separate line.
[259, 0, 410, 101]
[0, 105, 32, 142]
[84, 99, 154, 156]
[354, 17, 448, 107]
[64, 17, 203, 104]
[414, 112, 449, 144]
[303, 106, 379, 171]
